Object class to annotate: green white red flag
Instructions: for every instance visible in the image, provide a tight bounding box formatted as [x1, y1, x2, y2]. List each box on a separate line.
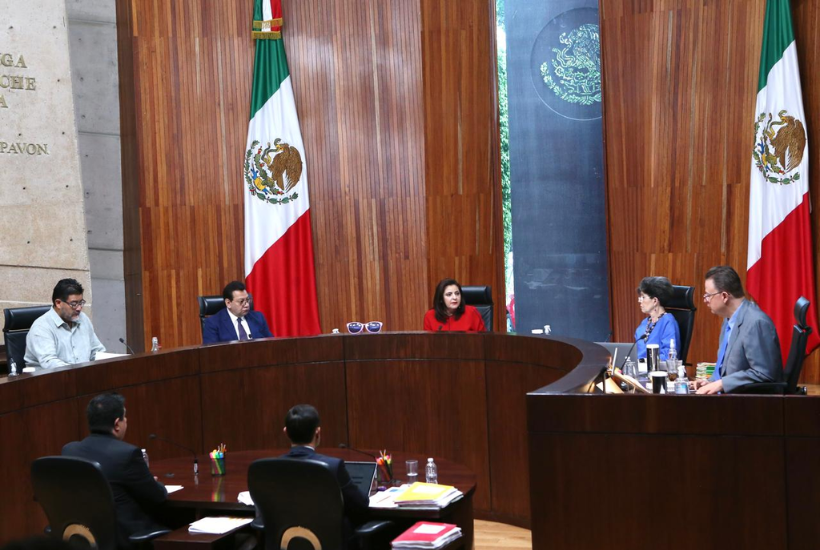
[747, 0, 819, 358]
[243, 0, 321, 336]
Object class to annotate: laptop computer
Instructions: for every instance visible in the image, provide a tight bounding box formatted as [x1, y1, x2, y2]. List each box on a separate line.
[346, 461, 378, 496]
[595, 342, 640, 368]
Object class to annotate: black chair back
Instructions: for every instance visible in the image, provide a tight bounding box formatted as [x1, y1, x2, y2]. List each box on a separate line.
[3, 305, 50, 371]
[664, 285, 696, 364]
[31, 456, 119, 550]
[784, 296, 812, 394]
[461, 285, 493, 332]
[248, 458, 344, 550]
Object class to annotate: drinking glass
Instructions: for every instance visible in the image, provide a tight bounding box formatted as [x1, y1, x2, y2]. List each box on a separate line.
[406, 460, 419, 484]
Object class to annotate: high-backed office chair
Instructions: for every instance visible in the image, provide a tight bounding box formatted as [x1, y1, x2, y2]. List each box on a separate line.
[664, 285, 696, 364]
[197, 294, 255, 339]
[3, 305, 50, 371]
[248, 458, 392, 550]
[31, 456, 170, 550]
[734, 297, 812, 395]
[461, 285, 493, 332]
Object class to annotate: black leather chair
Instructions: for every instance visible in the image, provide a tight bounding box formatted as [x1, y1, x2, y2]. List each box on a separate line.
[734, 297, 812, 395]
[198, 294, 255, 339]
[461, 285, 493, 332]
[3, 305, 50, 372]
[248, 458, 392, 550]
[31, 456, 170, 550]
[664, 285, 696, 364]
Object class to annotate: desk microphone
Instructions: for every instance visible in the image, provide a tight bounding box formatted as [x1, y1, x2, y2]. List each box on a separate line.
[338, 443, 377, 461]
[119, 337, 136, 355]
[620, 334, 647, 371]
[149, 433, 199, 474]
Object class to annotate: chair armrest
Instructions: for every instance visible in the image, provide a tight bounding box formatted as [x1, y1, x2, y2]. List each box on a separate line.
[355, 520, 393, 537]
[43, 526, 51, 535]
[129, 528, 172, 543]
[731, 382, 787, 395]
[250, 518, 265, 531]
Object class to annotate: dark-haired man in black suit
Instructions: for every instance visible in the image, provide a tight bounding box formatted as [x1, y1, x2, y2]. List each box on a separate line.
[281, 405, 369, 532]
[62, 393, 168, 548]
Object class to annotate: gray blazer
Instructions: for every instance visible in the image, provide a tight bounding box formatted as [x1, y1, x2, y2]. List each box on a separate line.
[719, 300, 783, 393]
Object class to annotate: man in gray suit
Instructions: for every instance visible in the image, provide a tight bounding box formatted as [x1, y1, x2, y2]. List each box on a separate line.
[695, 265, 783, 394]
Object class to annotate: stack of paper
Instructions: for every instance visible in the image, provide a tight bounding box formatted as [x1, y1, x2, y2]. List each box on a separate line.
[393, 483, 463, 508]
[391, 522, 462, 549]
[188, 516, 253, 534]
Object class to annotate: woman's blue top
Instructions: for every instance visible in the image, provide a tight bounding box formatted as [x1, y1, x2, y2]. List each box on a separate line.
[635, 313, 681, 360]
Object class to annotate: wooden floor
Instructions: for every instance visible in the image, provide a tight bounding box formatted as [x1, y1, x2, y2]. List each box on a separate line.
[475, 520, 532, 550]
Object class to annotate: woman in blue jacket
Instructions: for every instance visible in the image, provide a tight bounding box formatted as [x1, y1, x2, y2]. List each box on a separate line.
[634, 276, 681, 361]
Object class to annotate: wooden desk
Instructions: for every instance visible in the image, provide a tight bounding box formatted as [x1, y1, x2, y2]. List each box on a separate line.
[0, 332, 605, 543]
[152, 449, 477, 548]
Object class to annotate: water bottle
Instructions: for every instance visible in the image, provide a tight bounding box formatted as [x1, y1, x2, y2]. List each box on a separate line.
[667, 339, 678, 371]
[425, 458, 438, 484]
[151, 337, 159, 352]
[8, 358, 19, 377]
[142, 448, 150, 468]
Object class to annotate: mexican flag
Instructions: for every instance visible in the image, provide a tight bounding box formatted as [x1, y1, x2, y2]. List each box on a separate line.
[243, 0, 321, 336]
[747, 0, 819, 359]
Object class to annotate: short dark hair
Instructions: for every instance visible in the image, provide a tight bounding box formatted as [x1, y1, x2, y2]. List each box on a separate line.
[636, 276, 674, 306]
[223, 281, 246, 301]
[86, 393, 125, 434]
[705, 265, 745, 298]
[432, 278, 465, 323]
[52, 278, 84, 304]
[285, 404, 320, 445]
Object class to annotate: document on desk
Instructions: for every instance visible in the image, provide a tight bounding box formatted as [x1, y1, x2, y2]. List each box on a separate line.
[369, 486, 408, 508]
[237, 491, 254, 506]
[188, 517, 253, 534]
[165, 485, 184, 494]
[94, 352, 129, 360]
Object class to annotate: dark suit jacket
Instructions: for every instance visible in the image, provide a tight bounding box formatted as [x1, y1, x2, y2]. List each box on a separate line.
[202, 308, 273, 344]
[62, 433, 168, 549]
[282, 446, 369, 525]
[719, 300, 784, 393]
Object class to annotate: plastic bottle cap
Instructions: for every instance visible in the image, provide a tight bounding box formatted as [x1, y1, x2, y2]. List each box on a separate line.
[427, 458, 433, 462]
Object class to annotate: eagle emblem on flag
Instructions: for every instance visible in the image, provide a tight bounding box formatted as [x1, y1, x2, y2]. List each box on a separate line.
[753, 110, 806, 185]
[244, 138, 303, 205]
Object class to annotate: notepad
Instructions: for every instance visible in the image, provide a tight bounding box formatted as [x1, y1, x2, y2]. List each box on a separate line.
[165, 485, 183, 494]
[188, 516, 253, 534]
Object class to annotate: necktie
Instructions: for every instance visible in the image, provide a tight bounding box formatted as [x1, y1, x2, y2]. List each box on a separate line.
[237, 317, 249, 341]
[714, 322, 731, 381]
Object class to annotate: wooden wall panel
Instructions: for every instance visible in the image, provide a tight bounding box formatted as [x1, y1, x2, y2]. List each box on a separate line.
[421, 0, 505, 329]
[599, 0, 816, 374]
[118, 0, 503, 345]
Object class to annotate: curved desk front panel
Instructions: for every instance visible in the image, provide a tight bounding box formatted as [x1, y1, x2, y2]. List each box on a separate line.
[0, 332, 608, 542]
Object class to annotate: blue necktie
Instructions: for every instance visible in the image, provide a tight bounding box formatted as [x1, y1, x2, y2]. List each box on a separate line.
[714, 322, 731, 381]
[237, 318, 249, 341]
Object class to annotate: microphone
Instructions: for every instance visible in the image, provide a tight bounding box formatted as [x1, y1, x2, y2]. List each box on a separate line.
[438, 325, 444, 331]
[119, 337, 136, 355]
[149, 433, 199, 474]
[620, 334, 647, 371]
[602, 330, 614, 342]
[338, 443, 377, 461]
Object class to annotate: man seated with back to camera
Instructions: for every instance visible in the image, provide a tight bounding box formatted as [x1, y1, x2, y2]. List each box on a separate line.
[25, 278, 105, 369]
[62, 393, 168, 549]
[281, 404, 369, 546]
[693, 265, 783, 394]
[202, 280, 273, 344]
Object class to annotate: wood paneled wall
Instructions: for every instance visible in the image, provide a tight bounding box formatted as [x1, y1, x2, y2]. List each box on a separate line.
[601, 0, 820, 382]
[117, 0, 503, 349]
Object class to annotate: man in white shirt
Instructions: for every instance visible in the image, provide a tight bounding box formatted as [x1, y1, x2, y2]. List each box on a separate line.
[24, 278, 105, 368]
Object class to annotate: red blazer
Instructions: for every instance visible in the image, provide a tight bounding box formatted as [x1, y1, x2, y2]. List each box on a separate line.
[423, 305, 486, 332]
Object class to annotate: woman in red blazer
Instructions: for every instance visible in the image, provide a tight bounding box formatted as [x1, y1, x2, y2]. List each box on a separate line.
[423, 278, 486, 332]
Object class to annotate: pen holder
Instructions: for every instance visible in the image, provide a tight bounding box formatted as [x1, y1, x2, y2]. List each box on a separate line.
[210, 454, 226, 476]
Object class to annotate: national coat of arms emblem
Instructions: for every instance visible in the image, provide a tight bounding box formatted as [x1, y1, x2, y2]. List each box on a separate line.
[244, 138, 303, 204]
[540, 23, 601, 106]
[753, 109, 806, 186]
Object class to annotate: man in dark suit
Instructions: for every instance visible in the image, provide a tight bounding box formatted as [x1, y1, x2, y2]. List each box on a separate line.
[281, 404, 369, 531]
[62, 393, 168, 548]
[202, 281, 273, 344]
[695, 265, 783, 394]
